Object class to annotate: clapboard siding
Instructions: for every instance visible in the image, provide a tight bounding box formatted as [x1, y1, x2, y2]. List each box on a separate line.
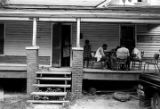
[5, 21, 32, 55]
[4, 21, 51, 56]
[37, 22, 51, 56]
[72, 23, 119, 51]
[8, 0, 102, 6]
[136, 24, 160, 57]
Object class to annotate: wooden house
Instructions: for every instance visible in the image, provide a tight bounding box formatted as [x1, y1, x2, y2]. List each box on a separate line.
[0, 0, 160, 103]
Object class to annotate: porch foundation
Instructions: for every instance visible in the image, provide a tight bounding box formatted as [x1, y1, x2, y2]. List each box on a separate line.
[26, 46, 39, 94]
[72, 47, 83, 98]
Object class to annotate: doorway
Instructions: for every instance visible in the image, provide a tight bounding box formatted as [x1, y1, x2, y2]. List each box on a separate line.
[120, 25, 135, 53]
[52, 23, 71, 67]
[0, 24, 4, 54]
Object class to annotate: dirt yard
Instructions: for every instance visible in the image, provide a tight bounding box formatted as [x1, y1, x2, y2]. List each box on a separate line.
[0, 92, 142, 109]
[68, 94, 139, 109]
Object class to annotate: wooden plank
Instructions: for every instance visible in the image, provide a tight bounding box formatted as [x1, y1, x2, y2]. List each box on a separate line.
[83, 68, 143, 73]
[33, 84, 71, 88]
[0, 64, 26, 71]
[83, 72, 140, 81]
[0, 71, 26, 78]
[36, 77, 71, 81]
[8, 0, 101, 6]
[31, 92, 67, 96]
[27, 100, 69, 104]
[36, 71, 71, 74]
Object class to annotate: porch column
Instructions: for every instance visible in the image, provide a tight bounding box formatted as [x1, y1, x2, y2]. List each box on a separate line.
[32, 18, 37, 46]
[26, 18, 39, 94]
[71, 18, 83, 98]
[76, 18, 81, 47]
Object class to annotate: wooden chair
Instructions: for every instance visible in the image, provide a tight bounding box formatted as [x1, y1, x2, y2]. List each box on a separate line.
[143, 53, 160, 73]
[116, 58, 127, 70]
[131, 51, 144, 70]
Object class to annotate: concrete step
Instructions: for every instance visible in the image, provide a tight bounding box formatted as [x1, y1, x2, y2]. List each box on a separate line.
[33, 84, 71, 88]
[27, 100, 69, 104]
[31, 92, 67, 96]
[36, 77, 71, 81]
[36, 71, 71, 75]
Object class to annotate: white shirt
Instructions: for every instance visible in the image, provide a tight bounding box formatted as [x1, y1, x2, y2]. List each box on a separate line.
[95, 47, 105, 62]
[116, 47, 130, 59]
[132, 48, 141, 60]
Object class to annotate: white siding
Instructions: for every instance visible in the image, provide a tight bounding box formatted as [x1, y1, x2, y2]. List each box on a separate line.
[4, 22, 119, 56]
[5, 21, 32, 56]
[136, 24, 160, 57]
[4, 21, 51, 56]
[8, 0, 102, 6]
[37, 22, 51, 56]
[72, 23, 120, 51]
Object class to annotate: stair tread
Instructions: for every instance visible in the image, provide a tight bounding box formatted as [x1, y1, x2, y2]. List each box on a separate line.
[36, 71, 71, 74]
[31, 92, 67, 96]
[33, 84, 71, 88]
[36, 77, 71, 80]
[27, 100, 69, 103]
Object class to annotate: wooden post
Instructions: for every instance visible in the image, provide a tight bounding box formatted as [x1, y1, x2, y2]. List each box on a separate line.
[32, 18, 37, 46]
[76, 18, 81, 47]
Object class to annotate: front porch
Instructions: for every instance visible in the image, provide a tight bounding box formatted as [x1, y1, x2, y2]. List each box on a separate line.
[0, 62, 154, 80]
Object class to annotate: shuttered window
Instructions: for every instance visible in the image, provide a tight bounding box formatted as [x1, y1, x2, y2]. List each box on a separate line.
[0, 24, 4, 54]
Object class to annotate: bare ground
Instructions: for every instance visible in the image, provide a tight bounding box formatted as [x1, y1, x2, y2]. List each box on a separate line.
[68, 94, 139, 109]
[0, 93, 140, 109]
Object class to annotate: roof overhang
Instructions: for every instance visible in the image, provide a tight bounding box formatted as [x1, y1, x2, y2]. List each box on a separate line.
[0, 8, 160, 23]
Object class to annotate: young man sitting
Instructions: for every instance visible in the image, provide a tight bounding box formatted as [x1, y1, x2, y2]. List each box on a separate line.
[95, 44, 111, 69]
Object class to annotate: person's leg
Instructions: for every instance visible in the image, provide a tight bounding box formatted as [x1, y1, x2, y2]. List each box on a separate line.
[126, 56, 131, 70]
[101, 56, 111, 69]
[83, 58, 87, 68]
[107, 58, 111, 69]
[100, 56, 107, 68]
[86, 58, 90, 68]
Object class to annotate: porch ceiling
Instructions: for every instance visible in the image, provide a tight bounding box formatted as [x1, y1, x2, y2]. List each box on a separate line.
[0, 8, 160, 22]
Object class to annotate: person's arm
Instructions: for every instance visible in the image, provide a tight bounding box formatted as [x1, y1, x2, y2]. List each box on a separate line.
[127, 50, 130, 56]
[100, 48, 105, 56]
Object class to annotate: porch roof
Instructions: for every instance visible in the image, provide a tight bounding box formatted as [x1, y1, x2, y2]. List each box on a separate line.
[0, 7, 160, 23]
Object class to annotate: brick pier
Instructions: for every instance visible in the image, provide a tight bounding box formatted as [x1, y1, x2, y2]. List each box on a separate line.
[26, 46, 39, 94]
[72, 47, 83, 98]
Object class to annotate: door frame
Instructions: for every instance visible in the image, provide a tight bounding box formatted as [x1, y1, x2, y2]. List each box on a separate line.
[50, 23, 72, 67]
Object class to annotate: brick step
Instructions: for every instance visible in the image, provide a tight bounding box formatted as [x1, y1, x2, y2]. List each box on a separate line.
[31, 92, 67, 96]
[36, 71, 71, 75]
[33, 84, 71, 88]
[27, 100, 69, 104]
[36, 77, 71, 81]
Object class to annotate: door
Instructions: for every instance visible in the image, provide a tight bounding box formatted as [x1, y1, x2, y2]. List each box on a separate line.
[0, 24, 4, 54]
[52, 23, 71, 67]
[120, 25, 135, 53]
[52, 23, 62, 67]
[61, 25, 71, 67]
